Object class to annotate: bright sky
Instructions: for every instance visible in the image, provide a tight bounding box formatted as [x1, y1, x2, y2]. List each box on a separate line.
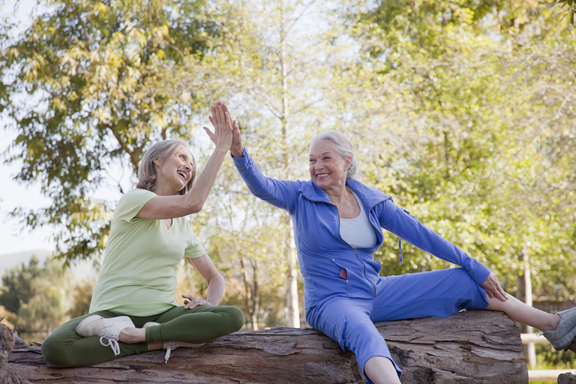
[0, 0, 56, 258]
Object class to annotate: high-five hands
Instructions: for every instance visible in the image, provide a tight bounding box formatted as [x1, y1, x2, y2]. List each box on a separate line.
[209, 102, 244, 157]
[203, 102, 234, 150]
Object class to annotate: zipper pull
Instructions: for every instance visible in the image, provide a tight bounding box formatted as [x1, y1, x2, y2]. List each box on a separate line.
[398, 238, 403, 263]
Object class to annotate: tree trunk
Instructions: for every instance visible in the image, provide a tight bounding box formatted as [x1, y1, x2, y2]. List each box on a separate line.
[4, 310, 548, 383]
[518, 247, 536, 369]
[284, 216, 300, 328]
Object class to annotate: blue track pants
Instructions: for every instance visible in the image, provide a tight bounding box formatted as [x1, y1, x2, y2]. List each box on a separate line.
[305, 268, 489, 383]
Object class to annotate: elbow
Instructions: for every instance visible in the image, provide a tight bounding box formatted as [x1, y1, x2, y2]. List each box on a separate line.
[187, 201, 204, 214]
[208, 271, 225, 287]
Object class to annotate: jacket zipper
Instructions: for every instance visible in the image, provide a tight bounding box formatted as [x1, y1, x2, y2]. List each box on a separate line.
[337, 207, 377, 298]
[307, 189, 391, 299]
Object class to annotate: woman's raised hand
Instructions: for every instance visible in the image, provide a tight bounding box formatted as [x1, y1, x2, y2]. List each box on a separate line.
[203, 102, 234, 151]
[212, 102, 244, 157]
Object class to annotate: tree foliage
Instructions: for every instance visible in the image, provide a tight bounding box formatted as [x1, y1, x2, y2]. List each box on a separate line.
[0, 256, 42, 314]
[0, 256, 83, 343]
[345, 0, 576, 298]
[1, 0, 576, 332]
[1, 0, 219, 263]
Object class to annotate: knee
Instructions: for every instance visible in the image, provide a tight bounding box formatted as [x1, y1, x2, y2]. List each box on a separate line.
[221, 306, 245, 333]
[41, 334, 73, 367]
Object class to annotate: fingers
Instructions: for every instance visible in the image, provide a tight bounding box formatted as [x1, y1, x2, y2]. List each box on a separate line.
[494, 283, 508, 302]
[203, 126, 216, 145]
[482, 272, 508, 302]
[182, 294, 209, 309]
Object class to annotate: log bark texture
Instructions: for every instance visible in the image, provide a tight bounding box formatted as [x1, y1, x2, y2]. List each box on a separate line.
[559, 373, 576, 384]
[7, 310, 532, 383]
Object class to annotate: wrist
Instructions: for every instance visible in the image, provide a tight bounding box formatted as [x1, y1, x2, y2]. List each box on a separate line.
[231, 145, 245, 158]
[213, 145, 229, 155]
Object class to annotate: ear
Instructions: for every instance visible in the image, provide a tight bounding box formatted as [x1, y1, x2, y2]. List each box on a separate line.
[345, 156, 352, 170]
[153, 159, 161, 168]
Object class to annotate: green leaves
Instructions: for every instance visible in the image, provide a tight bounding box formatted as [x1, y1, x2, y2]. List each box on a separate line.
[353, 0, 576, 298]
[1, 0, 216, 263]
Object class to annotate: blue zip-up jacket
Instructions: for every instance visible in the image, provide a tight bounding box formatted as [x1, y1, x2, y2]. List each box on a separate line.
[233, 149, 491, 310]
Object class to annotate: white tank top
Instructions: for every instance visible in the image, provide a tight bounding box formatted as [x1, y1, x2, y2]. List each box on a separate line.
[339, 191, 378, 249]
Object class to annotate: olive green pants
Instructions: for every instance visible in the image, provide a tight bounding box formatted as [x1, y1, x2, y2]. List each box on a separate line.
[41, 305, 244, 367]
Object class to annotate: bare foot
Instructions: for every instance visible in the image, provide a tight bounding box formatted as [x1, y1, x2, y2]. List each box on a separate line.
[118, 327, 146, 344]
[147, 341, 163, 351]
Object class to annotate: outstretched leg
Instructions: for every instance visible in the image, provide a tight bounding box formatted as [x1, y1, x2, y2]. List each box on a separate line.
[486, 293, 559, 331]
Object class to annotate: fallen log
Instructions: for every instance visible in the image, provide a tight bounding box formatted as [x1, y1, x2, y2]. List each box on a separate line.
[559, 373, 576, 384]
[6, 310, 534, 383]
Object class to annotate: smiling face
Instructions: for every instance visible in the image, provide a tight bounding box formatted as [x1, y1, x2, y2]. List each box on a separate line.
[154, 145, 196, 196]
[309, 139, 352, 194]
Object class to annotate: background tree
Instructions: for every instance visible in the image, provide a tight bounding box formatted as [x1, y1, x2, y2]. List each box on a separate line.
[0, 256, 42, 315]
[161, 0, 352, 327]
[2, 0, 575, 336]
[0, 256, 79, 343]
[0, 0, 220, 264]
[342, 0, 576, 300]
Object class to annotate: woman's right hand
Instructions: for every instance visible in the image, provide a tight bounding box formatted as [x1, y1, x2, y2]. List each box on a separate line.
[203, 102, 234, 151]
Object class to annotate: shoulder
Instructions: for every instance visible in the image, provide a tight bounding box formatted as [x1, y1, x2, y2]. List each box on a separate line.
[347, 179, 391, 204]
[118, 188, 156, 204]
[114, 189, 158, 222]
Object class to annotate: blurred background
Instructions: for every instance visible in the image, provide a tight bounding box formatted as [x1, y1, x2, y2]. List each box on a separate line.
[1, 0, 575, 381]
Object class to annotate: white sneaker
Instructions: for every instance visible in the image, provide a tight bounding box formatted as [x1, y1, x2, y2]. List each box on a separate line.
[143, 322, 204, 363]
[76, 315, 135, 356]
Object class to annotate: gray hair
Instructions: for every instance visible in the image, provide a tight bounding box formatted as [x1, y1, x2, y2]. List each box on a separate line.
[311, 130, 359, 179]
[136, 139, 196, 195]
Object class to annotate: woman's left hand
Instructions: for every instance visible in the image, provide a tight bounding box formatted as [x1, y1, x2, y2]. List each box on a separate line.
[481, 272, 508, 302]
[182, 294, 211, 309]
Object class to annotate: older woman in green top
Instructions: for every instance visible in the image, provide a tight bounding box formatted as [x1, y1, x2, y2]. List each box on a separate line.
[42, 102, 244, 367]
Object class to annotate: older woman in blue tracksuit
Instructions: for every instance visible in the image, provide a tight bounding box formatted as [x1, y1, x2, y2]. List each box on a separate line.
[227, 122, 574, 383]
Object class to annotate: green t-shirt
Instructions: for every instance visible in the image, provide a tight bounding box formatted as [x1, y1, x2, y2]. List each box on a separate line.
[89, 188, 206, 316]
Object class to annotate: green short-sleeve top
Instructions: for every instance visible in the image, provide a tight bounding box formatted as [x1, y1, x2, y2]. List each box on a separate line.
[89, 188, 207, 316]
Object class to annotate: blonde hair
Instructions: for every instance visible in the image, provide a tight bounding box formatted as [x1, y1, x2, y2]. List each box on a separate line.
[311, 131, 359, 179]
[136, 140, 196, 195]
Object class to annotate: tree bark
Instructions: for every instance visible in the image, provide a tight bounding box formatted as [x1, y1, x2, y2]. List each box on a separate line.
[1, 324, 32, 384]
[559, 373, 576, 384]
[6, 311, 542, 383]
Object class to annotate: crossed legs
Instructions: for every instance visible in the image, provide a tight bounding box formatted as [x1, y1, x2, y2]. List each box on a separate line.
[42, 305, 244, 367]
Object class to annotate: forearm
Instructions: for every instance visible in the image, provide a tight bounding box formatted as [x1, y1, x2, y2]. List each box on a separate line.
[205, 272, 225, 305]
[232, 148, 299, 212]
[182, 146, 229, 213]
[381, 204, 491, 285]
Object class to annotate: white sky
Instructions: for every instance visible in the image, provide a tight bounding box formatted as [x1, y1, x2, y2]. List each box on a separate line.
[0, 0, 56, 258]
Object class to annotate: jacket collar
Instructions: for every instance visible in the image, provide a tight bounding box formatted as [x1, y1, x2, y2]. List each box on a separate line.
[299, 178, 391, 208]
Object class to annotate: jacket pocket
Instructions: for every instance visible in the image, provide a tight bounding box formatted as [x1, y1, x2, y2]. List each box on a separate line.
[330, 259, 351, 296]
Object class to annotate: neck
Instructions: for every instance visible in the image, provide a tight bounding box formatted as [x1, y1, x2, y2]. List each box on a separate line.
[324, 183, 349, 204]
[153, 183, 178, 196]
